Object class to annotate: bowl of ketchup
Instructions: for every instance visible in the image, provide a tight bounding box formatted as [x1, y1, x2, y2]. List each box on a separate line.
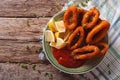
[43, 10, 109, 74]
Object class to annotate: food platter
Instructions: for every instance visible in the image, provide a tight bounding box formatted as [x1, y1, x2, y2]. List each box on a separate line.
[43, 9, 109, 74]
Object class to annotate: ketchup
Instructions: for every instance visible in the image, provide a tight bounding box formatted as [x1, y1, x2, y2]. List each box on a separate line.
[52, 48, 86, 68]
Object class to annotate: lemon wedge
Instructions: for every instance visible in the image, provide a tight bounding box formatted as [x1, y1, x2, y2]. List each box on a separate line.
[55, 20, 66, 32]
[50, 38, 67, 49]
[44, 30, 55, 42]
[55, 32, 65, 39]
[48, 18, 57, 32]
[55, 30, 72, 41]
[50, 42, 56, 48]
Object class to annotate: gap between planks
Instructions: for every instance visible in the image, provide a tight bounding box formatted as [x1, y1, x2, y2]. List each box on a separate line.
[0, 0, 67, 17]
[0, 18, 50, 63]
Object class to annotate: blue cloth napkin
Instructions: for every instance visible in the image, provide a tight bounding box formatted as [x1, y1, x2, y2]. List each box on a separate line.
[39, 0, 120, 80]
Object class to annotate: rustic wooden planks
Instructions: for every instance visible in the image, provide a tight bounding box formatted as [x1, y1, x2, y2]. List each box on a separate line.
[0, 0, 67, 17]
[0, 0, 68, 63]
[0, 63, 83, 80]
[0, 0, 83, 79]
[0, 18, 49, 63]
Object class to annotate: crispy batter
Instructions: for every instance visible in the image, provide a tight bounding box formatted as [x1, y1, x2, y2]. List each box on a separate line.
[96, 42, 109, 56]
[53, 7, 110, 63]
[81, 7, 100, 29]
[86, 20, 110, 44]
[64, 6, 78, 30]
[77, 8, 85, 26]
[71, 45, 100, 60]
[67, 27, 84, 50]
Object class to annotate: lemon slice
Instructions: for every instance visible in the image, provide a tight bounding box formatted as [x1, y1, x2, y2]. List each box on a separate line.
[50, 38, 67, 49]
[55, 32, 65, 39]
[44, 30, 55, 42]
[54, 30, 72, 41]
[56, 38, 67, 49]
[48, 18, 57, 32]
[50, 42, 56, 47]
[55, 20, 66, 32]
[49, 38, 67, 49]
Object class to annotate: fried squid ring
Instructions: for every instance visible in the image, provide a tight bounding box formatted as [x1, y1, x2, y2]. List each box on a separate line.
[78, 8, 84, 14]
[71, 45, 100, 60]
[96, 42, 109, 56]
[77, 8, 85, 26]
[81, 7, 100, 29]
[86, 20, 110, 44]
[64, 6, 78, 30]
[68, 27, 84, 50]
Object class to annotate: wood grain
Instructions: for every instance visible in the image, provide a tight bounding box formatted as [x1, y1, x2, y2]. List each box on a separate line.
[0, 63, 84, 80]
[0, 0, 85, 79]
[0, 18, 49, 63]
[0, 0, 67, 17]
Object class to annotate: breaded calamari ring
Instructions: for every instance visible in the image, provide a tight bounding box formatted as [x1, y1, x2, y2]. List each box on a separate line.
[67, 27, 84, 50]
[86, 20, 110, 44]
[71, 45, 100, 60]
[64, 6, 78, 30]
[81, 7, 100, 29]
[96, 42, 109, 56]
[77, 8, 85, 26]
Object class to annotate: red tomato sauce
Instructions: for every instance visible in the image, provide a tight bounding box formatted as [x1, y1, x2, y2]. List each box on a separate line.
[52, 48, 86, 68]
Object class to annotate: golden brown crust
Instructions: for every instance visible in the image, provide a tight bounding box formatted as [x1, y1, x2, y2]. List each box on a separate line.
[96, 42, 109, 55]
[86, 20, 110, 44]
[71, 45, 100, 60]
[67, 27, 84, 50]
[64, 6, 78, 30]
[81, 7, 100, 29]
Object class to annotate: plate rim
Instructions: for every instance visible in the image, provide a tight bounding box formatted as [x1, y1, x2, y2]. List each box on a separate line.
[43, 10, 109, 74]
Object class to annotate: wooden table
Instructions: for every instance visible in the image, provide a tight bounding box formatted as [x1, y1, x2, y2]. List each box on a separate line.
[0, 0, 84, 80]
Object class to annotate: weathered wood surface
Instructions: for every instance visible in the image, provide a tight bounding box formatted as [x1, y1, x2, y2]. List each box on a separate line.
[0, 18, 49, 63]
[0, 63, 84, 80]
[0, 0, 67, 17]
[0, 0, 85, 80]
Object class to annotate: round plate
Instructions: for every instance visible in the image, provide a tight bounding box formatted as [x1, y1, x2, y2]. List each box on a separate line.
[43, 10, 108, 74]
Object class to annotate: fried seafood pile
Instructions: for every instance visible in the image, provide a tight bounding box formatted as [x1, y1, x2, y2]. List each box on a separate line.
[64, 6, 110, 60]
